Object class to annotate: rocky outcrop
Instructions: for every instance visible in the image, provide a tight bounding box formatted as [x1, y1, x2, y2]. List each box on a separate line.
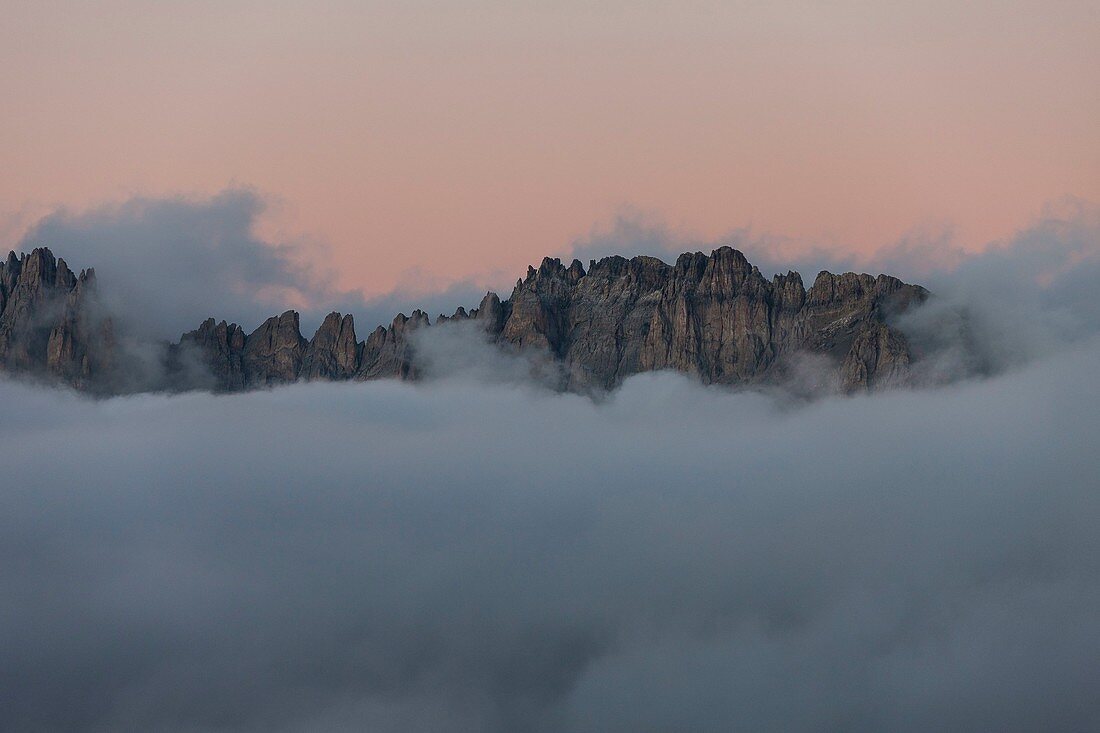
[496, 249, 925, 391]
[840, 322, 912, 390]
[357, 309, 429, 381]
[241, 310, 308, 386]
[1, 245, 929, 395]
[177, 318, 247, 391]
[302, 312, 359, 381]
[0, 248, 112, 389]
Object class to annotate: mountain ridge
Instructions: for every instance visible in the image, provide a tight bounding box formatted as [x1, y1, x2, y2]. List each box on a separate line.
[0, 246, 928, 395]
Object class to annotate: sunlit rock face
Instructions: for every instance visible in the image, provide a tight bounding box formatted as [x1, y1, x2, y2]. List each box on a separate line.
[501, 248, 926, 391]
[0, 245, 928, 394]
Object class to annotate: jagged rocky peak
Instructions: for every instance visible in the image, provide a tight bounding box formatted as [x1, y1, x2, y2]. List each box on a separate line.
[472, 291, 506, 334]
[242, 310, 307, 386]
[178, 317, 247, 391]
[437, 306, 468, 324]
[524, 256, 586, 283]
[0, 246, 110, 388]
[303, 312, 359, 380]
[2, 244, 930, 395]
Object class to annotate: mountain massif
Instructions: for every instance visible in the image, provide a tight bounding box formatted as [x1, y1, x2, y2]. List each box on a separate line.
[1, 246, 928, 395]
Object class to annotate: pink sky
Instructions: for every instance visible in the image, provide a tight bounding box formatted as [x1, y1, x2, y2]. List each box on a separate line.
[2, 1, 1098, 295]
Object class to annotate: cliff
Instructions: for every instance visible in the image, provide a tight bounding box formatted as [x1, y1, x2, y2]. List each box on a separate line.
[0, 248, 113, 389]
[1, 246, 928, 394]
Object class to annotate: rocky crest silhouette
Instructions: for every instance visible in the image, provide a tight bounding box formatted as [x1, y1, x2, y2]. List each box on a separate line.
[1, 246, 928, 394]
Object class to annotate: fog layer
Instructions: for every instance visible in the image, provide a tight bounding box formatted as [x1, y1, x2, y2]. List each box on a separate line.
[3, 335, 1099, 731]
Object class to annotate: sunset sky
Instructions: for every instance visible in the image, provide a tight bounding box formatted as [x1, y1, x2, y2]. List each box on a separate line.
[2, 0, 1098, 296]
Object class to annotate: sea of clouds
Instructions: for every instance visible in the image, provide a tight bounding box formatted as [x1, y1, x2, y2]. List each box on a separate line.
[3, 195, 1100, 731]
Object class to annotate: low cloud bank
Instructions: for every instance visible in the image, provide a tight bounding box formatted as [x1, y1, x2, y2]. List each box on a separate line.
[3, 334, 1099, 731]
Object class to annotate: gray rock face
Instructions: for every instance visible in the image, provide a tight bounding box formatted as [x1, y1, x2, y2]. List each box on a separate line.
[358, 309, 429, 381]
[1, 246, 929, 394]
[242, 310, 308, 386]
[302, 312, 359, 381]
[498, 248, 926, 391]
[177, 318, 247, 391]
[0, 247, 112, 389]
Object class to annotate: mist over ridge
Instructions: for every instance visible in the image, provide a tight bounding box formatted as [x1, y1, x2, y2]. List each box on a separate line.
[6, 191, 1097, 401]
[4, 0, 1099, 728]
[1, 235, 930, 396]
[3, 196, 1100, 731]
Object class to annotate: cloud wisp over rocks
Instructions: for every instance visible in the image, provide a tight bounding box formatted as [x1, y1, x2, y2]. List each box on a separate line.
[15, 189, 500, 339]
[3, 333, 1100, 731]
[11, 191, 1100, 397]
[4, 194, 1100, 730]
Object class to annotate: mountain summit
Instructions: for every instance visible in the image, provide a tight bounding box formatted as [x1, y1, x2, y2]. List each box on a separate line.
[0, 246, 928, 395]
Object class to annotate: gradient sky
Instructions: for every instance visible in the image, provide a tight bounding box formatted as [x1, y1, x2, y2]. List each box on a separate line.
[2, 0, 1097, 295]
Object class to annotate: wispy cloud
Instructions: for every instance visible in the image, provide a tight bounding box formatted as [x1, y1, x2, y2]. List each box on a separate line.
[14, 189, 503, 340]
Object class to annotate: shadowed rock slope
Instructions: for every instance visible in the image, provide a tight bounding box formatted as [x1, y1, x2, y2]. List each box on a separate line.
[1, 246, 928, 394]
[0, 248, 112, 389]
